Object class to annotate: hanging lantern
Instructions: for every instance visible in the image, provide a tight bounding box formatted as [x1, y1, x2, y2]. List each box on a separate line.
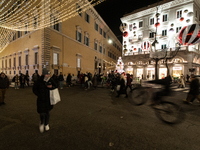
[134, 48, 137, 51]
[133, 26, 137, 30]
[187, 12, 194, 17]
[171, 23, 174, 27]
[123, 45, 127, 48]
[124, 41, 126, 43]
[123, 49, 128, 54]
[155, 13, 160, 18]
[134, 34, 136, 37]
[133, 23, 136, 25]
[184, 9, 188, 13]
[133, 31, 136, 34]
[123, 31, 128, 37]
[179, 17, 184, 22]
[131, 46, 134, 48]
[178, 24, 200, 46]
[186, 19, 190, 23]
[155, 22, 160, 27]
[141, 41, 150, 51]
[119, 23, 128, 32]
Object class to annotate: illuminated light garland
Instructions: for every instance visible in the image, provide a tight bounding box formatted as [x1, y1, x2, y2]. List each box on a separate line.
[0, 0, 107, 53]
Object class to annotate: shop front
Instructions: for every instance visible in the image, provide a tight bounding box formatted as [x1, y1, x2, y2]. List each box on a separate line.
[126, 67, 133, 75]
[172, 67, 182, 78]
[137, 68, 143, 79]
[159, 68, 167, 79]
[147, 68, 155, 80]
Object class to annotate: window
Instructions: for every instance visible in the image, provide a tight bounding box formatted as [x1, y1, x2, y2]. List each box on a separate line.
[139, 21, 143, 28]
[33, 16, 38, 29]
[129, 24, 132, 31]
[34, 52, 38, 64]
[100, 28, 102, 35]
[53, 53, 59, 65]
[2, 60, 4, 68]
[77, 3, 82, 17]
[99, 45, 102, 53]
[13, 57, 16, 67]
[76, 31, 82, 43]
[108, 51, 110, 57]
[177, 10, 182, 18]
[19, 56, 21, 66]
[25, 55, 28, 65]
[9, 58, 11, 68]
[162, 29, 167, 36]
[149, 32, 154, 38]
[24, 24, 28, 34]
[94, 42, 98, 50]
[17, 31, 21, 38]
[85, 12, 90, 23]
[84, 36, 89, 46]
[13, 33, 16, 41]
[150, 18, 154, 25]
[5, 59, 7, 68]
[138, 48, 142, 53]
[103, 31, 106, 38]
[77, 58, 81, 68]
[95, 22, 98, 31]
[176, 27, 182, 33]
[163, 14, 168, 22]
[103, 47, 105, 54]
[53, 23, 60, 32]
[196, 11, 198, 18]
[161, 44, 167, 49]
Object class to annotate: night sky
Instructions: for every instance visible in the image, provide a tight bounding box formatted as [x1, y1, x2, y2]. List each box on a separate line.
[95, 0, 161, 43]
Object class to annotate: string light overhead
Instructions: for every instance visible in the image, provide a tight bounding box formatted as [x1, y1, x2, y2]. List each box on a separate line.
[0, 0, 107, 53]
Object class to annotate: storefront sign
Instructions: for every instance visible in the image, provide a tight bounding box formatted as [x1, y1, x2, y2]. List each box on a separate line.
[147, 68, 155, 71]
[173, 67, 182, 70]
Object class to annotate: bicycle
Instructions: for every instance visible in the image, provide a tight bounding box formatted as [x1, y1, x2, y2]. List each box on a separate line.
[129, 82, 184, 124]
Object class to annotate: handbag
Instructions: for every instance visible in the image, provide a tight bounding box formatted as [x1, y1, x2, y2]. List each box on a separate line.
[50, 88, 61, 105]
[116, 85, 120, 91]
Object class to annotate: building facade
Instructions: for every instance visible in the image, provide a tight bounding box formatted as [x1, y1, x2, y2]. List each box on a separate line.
[120, 0, 200, 80]
[0, 1, 122, 80]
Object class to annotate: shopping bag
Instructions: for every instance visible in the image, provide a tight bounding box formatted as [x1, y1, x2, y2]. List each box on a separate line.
[116, 85, 120, 91]
[50, 88, 61, 105]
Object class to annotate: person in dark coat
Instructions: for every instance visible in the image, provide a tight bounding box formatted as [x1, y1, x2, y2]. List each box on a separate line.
[20, 74, 26, 89]
[66, 73, 72, 87]
[186, 74, 190, 82]
[184, 74, 200, 104]
[58, 72, 64, 89]
[0, 73, 9, 105]
[126, 74, 132, 92]
[52, 73, 59, 87]
[92, 74, 98, 89]
[116, 74, 128, 98]
[25, 73, 30, 86]
[33, 68, 57, 133]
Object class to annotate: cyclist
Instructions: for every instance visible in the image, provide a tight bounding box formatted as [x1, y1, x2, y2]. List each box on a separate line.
[148, 75, 172, 105]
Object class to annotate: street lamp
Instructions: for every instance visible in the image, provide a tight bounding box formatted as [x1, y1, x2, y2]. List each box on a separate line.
[108, 39, 113, 44]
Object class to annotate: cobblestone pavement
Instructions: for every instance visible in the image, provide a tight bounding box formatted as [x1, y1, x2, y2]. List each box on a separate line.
[0, 85, 200, 150]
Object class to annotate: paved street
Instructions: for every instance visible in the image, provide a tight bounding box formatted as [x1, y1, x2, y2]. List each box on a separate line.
[0, 85, 200, 150]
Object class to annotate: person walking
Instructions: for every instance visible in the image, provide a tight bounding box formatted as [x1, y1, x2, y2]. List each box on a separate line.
[186, 74, 190, 82]
[178, 74, 185, 88]
[58, 72, 64, 89]
[32, 68, 57, 133]
[32, 73, 39, 85]
[116, 74, 128, 98]
[92, 74, 98, 89]
[15, 74, 20, 89]
[21, 74, 26, 89]
[66, 73, 72, 87]
[184, 74, 200, 104]
[0, 73, 9, 105]
[25, 73, 30, 86]
[126, 74, 132, 92]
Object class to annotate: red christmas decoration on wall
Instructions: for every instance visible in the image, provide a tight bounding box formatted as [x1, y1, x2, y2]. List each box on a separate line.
[154, 22, 160, 27]
[179, 17, 184, 22]
[178, 24, 200, 46]
[123, 31, 128, 37]
[141, 41, 150, 51]
[134, 48, 137, 51]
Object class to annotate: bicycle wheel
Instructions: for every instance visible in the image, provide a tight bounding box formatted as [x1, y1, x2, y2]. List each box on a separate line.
[129, 87, 148, 106]
[154, 101, 182, 124]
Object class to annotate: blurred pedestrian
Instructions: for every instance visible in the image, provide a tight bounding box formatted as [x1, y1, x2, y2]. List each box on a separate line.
[15, 74, 20, 89]
[25, 73, 30, 86]
[32, 68, 57, 133]
[92, 74, 98, 89]
[116, 74, 128, 98]
[66, 73, 72, 87]
[58, 72, 64, 89]
[0, 73, 9, 105]
[126, 74, 132, 92]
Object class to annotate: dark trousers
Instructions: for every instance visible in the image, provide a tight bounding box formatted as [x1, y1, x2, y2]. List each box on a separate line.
[0, 89, 6, 103]
[186, 94, 200, 102]
[40, 112, 50, 125]
[126, 85, 132, 92]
